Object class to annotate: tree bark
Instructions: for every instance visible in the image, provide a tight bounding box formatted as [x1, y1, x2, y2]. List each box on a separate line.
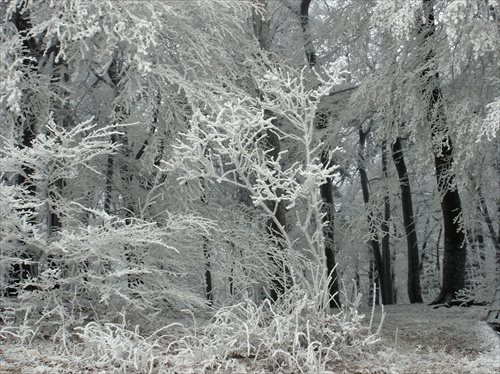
[476, 183, 500, 254]
[421, 0, 467, 306]
[320, 151, 341, 307]
[391, 138, 423, 303]
[253, 1, 292, 302]
[48, 41, 69, 238]
[300, 0, 341, 307]
[203, 237, 213, 305]
[264, 121, 291, 302]
[8, 4, 41, 296]
[381, 142, 395, 304]
[13, 3, 38, 214]
[299, 0, 316, 67]
[358, 128, 391, 305]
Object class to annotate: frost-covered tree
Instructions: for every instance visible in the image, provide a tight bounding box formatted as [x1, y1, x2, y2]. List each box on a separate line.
[298, 0, 342, 307]
[293, 0, 498, 306]
[167, 63, 346, 301]
[1, 1, 498, 370]
[0, 0, 268, 327]
[366, 0, 499, 304]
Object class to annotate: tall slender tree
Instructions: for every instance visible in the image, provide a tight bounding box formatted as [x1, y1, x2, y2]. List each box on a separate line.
[300, 0, 341, 307]
[381, 142, 395, 304]
[392, 137, 423, 303]
[357, 127, 392, 304]
[7, 2, 45, 294]
[253, 0, 292, 301]
[420, 0, 467, 305]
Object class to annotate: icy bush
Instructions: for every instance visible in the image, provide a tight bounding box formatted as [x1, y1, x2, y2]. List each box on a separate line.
[67, 279, 382, 373]
[0, 117, 214, 347]
[455, 283, 494, 306]
[165, 285, 382, 373]
[0, 306, 38, 346]
[75, 316, 164, 373]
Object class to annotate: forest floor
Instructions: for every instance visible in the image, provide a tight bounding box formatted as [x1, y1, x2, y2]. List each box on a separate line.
[351, 303, 500, 373]
[0, 303, 499, 373]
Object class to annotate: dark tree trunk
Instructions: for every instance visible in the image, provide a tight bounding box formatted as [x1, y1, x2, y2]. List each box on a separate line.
[203, 237, 213, 305]
[381, 142, 395, 305]
[265, 122, 292, 302]
[436, 226, 442, 272]
[253, 2, 291, 302]
[7, 5, 42, 296]
[104, 136, 115, 215]
[300, 0, 341, 307]
[476, 184, 500, 254]
[467, 226, 485, 281]
[48, 41, 69, 239]
[320, 151, 341, 307]
[109, 56, 148, 290]
[199, 181, 213, 306]
[299, 0, 316, 67]
[476, 185, 500, 284]
[368, 259, 380, 306]
[431, 148, 467, 305]
[421, 0, 467, 306]
[229, 243, 236, 297]
[391, 138, 423, 303]
[358, 129, 392, 305]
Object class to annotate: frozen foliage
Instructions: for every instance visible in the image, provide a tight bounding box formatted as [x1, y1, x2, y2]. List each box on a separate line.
[48, 281, 382, 373]
[167, 66, 345, 297]
[164, 285, 381, 373]
[480, 97, 500, 142]
[2, 301, 498, 373]
[371, 0, 421, 41]
[1, 0, 259, 342]
[442, 0, 499, 63]
[75, 315, 162, 373]
[1, 117, 122, 178]
[0, 117, 215, 344]
[1, 0, 498, 372]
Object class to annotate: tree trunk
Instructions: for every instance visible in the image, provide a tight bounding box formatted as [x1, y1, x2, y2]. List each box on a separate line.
[253, 1, 291, 302]
[431, 147, 467, 305]
[104, 136, 115, 214]
[200, 180, 213, 305]
[299, 0, 316, 67]
[265, 121, 291, 302]
[368, 259, 379, 306]
[476, 183, 500, 254]
[301, 0, 341, 307]
[48, 41, 69, 238]
[476, 184, 500, 284]
[358, 128, 391, 305]
[320, 151, 341, 307]
[391, 138, 423, 303]
[436, 226, 442, 272]
[8, 5, 41, 296]
[421, 0, 467, 306]
[381, 142, 395, 305]
[203, 237, 213, 306]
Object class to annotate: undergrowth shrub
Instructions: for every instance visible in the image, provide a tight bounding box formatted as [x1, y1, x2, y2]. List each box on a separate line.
[164, 285, 383, 373]
[64, 278, 384, 373]
[2, 279, 383, 373]
[75, 315, 163, 373]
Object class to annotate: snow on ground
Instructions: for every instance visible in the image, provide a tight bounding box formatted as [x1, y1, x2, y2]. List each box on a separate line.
[354, 304, 500, 373]
[1, 304, 498, 373]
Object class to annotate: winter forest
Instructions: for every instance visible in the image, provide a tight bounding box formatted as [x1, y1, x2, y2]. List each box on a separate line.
[0, 0, 499, 372]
